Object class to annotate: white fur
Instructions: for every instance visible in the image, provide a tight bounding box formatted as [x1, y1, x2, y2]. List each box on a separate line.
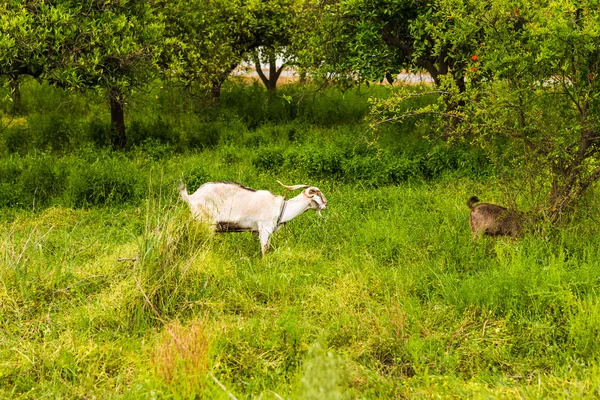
[180, 181, 327, 257]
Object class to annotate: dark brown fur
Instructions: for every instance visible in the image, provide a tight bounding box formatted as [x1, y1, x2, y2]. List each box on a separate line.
[467, 196, 523, 237]
[215, 222, 254, 233]
[214, 181, 257, 192]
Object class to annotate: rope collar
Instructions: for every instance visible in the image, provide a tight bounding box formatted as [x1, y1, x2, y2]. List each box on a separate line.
[276, 199, 287, 227]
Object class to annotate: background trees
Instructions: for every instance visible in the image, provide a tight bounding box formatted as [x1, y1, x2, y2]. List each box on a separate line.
[2, 0, 600, 217]
[293, 0, 473, 90]
[0, 0, 60, 114]
[158, 0, 240, 101]
[369, 0, 600, 218]
[160, 0, 303, 98]
[57, 0, 164, 148]
[0, 0, 163, 147]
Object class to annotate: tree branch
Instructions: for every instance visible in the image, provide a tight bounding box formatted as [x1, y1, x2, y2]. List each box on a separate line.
[254, 55, 269, 87]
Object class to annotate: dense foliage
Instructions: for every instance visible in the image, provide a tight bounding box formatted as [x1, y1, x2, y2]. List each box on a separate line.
[2, 82, 600, 399]
[3, 0, 600, 398]
[369, 0, 600, 217]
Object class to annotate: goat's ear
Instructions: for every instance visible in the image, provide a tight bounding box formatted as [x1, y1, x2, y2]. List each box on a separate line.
[305, 188, 316, 198]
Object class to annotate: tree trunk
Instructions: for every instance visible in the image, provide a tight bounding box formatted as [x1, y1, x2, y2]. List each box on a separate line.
[255, 52, 284, 92]
[384, 72, 395, 85]
[9, 75, 22, 116]
[211, 81, 222, 104]
[299, 70, 307, 85]
[109, 89, 126, 149]
[442, 71, 467, 139]
[267, 53, 277, 92]
[210, 63, 238, 104]
[547, 123, 600, 221]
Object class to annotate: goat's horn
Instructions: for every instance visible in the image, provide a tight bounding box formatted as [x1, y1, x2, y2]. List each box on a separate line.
[277, 180, 310, 191]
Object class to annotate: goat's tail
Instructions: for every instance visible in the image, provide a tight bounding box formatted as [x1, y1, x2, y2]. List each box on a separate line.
[467, 196, 480, 209]
[178, 181, 190, 203]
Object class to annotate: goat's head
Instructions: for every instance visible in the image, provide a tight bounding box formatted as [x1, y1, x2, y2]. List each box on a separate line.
[304, 187, 328, 215]
[277, 180, 328, 215]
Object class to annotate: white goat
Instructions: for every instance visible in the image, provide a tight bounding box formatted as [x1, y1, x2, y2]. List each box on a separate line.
[179, 180, 328, 256]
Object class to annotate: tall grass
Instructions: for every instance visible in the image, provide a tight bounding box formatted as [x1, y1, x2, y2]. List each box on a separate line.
[2, 80, 600, 398]
[3, 177, 600, 398]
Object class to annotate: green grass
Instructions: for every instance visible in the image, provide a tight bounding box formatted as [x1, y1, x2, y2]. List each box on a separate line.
[3, 176, 600, 398]
[2, 81, 600, 398]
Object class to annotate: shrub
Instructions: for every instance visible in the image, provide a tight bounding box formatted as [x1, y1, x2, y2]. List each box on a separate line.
[19, 157, 66, 208]
[387, 157, 422, 183]
[418, 144, 494, 180]
[134, 139, 176, 161]
[0, 158, 23, 207]
[186, 122, 221, 150]
[295, 86, 374, 126]
[219, 145, 243, 165]
[219, 82, 279, 128]
[253, 148, 285, 172]
[65, 152, 143, 207]
[88, 118, 113, 148]
[128, 118, 178, 148]
[3, 126, 32, 154]
[285, 146, 344, 179]
[343, 155, 389, 186]
[0, 156, 67, 209]
[180, 165, 209, 193]
[27, 114, 73, 152]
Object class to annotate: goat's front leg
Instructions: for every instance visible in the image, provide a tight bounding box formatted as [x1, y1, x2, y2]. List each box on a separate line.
[258, 228, 272, 258]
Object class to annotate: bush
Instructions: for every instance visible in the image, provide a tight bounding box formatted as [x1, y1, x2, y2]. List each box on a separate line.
[2, 126, 31, 154]
[20, 157, 66, 208]
[343, 155, 389, 185]
[0, 156, 67, 209]
[180, 165, 209, 193]
[219, 82, 294, 128]
[387, 157, 422, 183]
[133, 139, 176, 161]
[128, 118, 178, 148]
[295, 85, 376, 126]
[27, 114, 73, 152]
[417, 144, 494, 180]
[65, 152, 143, 207]
[186, 122, 221, 150]
[251, 139, 493, 185]
[253, 148, 285, 172]
[285, 146, 345, 179]
[0, 158, 23, 207]
[88, 118, 113, 148]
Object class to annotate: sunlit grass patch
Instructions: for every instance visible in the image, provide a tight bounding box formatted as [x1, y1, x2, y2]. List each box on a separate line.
[150, 319, 211, 396]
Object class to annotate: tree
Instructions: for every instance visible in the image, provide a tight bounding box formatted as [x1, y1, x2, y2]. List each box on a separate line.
[293, 0, 476, 134]
[250, 46, 289, 92]
[0, 1, 57, 114]
[158, 0, 238, 102]
[51, 0, 164, 148]
[245, 0, 307, 92]
[160, 0, 303, 100]
[296, 0, 473, 85]
[1, 0, 163, 147]
[371, 0, 600, 219]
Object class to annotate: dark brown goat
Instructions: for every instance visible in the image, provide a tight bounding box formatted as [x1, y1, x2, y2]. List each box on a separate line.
[467, 196, 523, 237]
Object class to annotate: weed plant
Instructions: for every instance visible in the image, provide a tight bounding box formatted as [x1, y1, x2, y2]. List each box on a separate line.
[1, 81, 600, 398]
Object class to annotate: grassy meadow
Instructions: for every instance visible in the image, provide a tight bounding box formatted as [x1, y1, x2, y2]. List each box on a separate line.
[2, 79, 600, 398]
